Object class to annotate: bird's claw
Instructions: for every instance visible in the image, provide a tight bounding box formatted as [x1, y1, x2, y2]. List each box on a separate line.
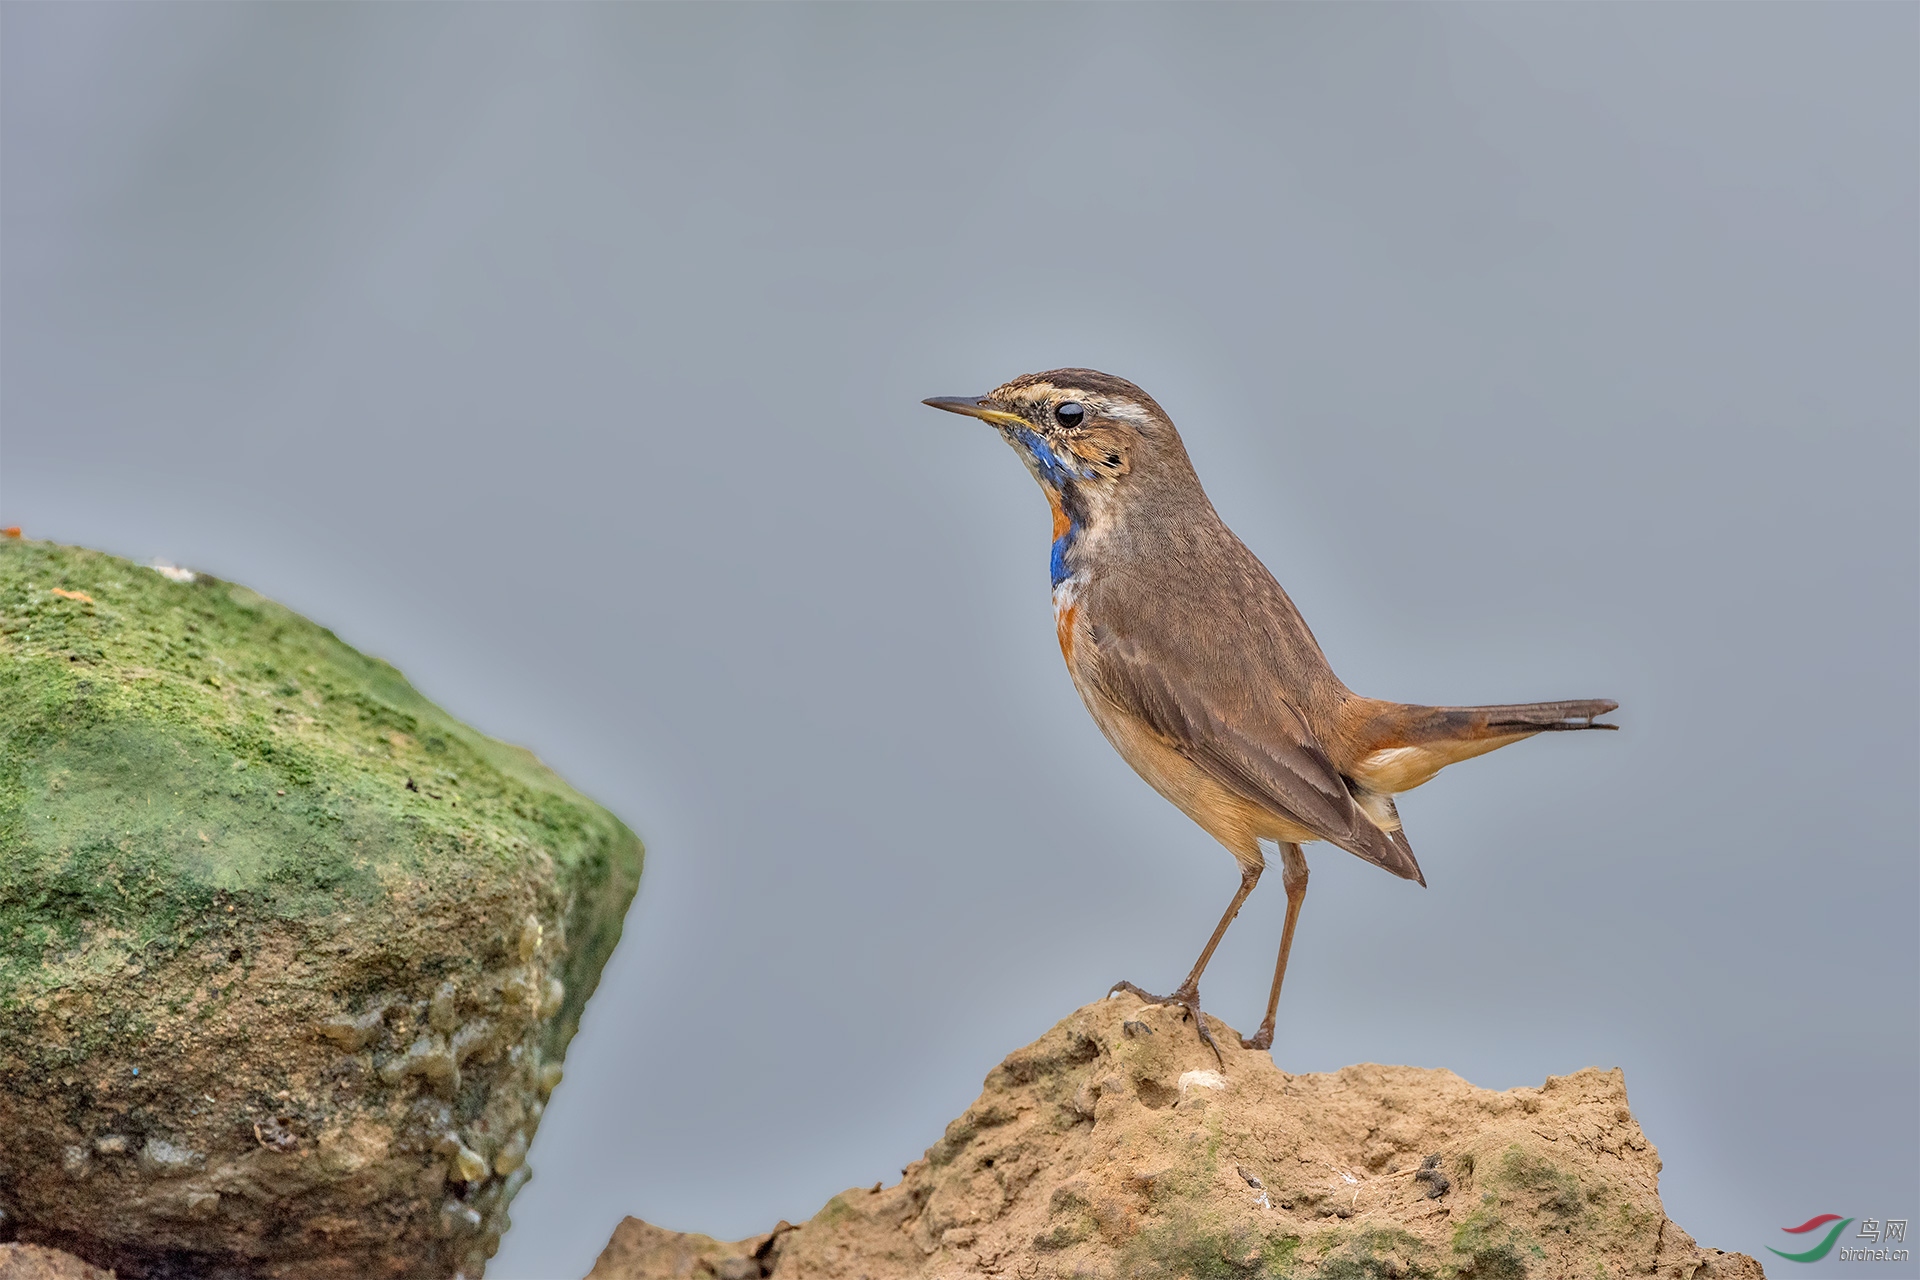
[1239, 1026, 1274, 1051]
[1108, 981, 1223, 1065]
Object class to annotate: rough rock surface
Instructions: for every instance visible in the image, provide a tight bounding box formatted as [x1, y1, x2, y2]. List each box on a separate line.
[0, 540, 644, 1279]
[0, 1242, 116, 1279]
[589, 995, 1763, 1280]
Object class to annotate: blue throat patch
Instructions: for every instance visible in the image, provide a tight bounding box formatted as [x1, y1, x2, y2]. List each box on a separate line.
[1011, 427, 1091, 491]
[1008, 428, 1093, 589]
[1050, 526, 1076, 587]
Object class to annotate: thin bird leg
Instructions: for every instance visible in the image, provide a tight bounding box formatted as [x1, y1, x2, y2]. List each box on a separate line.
[1112, 865, 1260, 1061]
[1241, 844, 1308, 1052]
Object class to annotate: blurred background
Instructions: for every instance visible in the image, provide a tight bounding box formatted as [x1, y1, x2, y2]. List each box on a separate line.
[3, 5, 1914, 1277]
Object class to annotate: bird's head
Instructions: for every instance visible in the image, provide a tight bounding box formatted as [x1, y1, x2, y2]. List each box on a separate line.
[923, 369, 1198, 516]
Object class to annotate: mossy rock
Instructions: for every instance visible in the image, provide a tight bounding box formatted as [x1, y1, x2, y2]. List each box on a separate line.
[0, 540, 644, 1278]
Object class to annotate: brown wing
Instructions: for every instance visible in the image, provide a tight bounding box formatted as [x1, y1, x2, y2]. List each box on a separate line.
[1078, 608, 1424, 884]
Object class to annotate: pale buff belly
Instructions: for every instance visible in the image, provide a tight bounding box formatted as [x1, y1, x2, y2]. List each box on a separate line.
[1067, 672, 1321, 872]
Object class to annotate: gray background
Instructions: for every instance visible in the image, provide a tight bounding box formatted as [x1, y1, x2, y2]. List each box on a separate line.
[3, 5, 1914, 1277]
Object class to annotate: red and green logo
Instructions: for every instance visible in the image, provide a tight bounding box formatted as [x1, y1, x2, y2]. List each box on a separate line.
[1770, 1215, 1854, 1263]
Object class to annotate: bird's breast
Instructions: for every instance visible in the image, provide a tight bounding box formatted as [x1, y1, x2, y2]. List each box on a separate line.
[1048, 496, 1100, 664]
[1053, 580, 1083, 665]
[1046, 479, 1100, 591]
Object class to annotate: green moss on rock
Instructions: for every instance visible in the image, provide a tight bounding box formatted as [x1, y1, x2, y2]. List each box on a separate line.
[1495, 1147, 1589, 1221]
[0, 540, 643, 1278]
[1311, 1227, 1436, 1279]
[1118, 1208, 1299, 1278]
[1449, 1206, 1537, 1280]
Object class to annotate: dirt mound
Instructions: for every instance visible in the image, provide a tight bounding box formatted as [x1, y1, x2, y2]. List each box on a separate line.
[589, 994, 1763, 1280]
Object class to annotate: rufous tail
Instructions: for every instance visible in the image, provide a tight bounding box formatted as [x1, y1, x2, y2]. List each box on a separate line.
[1383, 699, 1618, 746]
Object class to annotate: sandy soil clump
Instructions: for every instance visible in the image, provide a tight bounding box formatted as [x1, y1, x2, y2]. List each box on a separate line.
[589, 994, 1763, 1280]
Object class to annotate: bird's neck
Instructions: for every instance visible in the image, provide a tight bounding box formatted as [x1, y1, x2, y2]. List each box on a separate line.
[1003, 427, 1101, 594]
[1046, 484, 1086, 588]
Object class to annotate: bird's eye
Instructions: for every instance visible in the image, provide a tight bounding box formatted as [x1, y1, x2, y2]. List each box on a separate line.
[1054, 401, 1085, 428]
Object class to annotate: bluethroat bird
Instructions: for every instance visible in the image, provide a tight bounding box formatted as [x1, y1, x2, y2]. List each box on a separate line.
[925, 370, 1616, 1056]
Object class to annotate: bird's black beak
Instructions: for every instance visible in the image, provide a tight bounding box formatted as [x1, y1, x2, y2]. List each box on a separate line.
[922, 396, 1027, 428]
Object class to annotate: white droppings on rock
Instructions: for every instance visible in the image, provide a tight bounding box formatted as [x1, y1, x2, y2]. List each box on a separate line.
[1177, 1070, 1226, 1094]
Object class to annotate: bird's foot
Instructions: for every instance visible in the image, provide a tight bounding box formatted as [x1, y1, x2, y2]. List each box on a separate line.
[1239, 1023, 1274, 1052]
[1108, 981, 1223, 1065]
